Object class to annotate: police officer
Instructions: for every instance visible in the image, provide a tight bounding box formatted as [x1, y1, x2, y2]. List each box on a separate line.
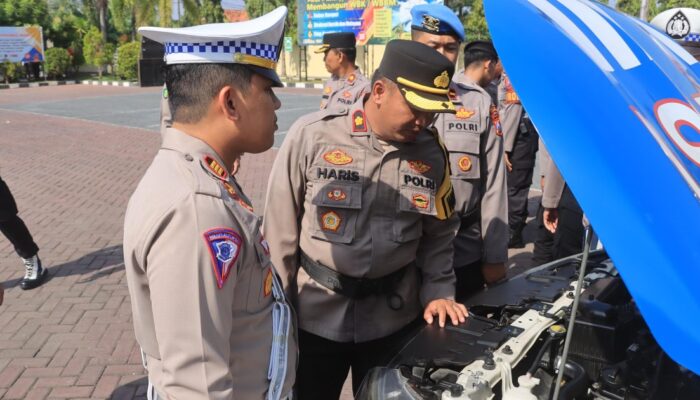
[542, 158, 585, 260]
[0, 175, 47, 289]
[316, 32, 370, 109]
[264, 40, 467, 399]
[124, 8, 296, 399]
[491, 62, 540, 249]
[532, 140, 555, 264]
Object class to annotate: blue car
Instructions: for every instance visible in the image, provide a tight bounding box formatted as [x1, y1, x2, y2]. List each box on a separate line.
[356, 1, 700, 399]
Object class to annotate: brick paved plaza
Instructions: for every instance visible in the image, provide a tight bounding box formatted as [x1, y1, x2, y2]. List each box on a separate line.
[0, 85, 539, 399]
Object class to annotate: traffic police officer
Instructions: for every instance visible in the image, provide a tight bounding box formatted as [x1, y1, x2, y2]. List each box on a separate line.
[492, 64, 540, 249]
[264, 40, 467, 399]
[316, 32, 370, 109]
[124, 8, 296, 399]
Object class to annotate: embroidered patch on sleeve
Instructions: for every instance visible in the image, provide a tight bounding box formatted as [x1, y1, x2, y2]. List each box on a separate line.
[412, 193, 430, 209]
[259, 235, 270, 256]
[203, 228, 242, 289]
[490, 104, 503, 137]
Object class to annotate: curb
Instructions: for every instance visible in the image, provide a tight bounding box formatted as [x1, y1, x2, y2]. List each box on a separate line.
[282, 82, 324, 89]
[81, 80, 138, 87]
[0, 80, 79, 90]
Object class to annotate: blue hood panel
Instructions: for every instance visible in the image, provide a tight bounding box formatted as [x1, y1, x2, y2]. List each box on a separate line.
[485, 0, 700, 374]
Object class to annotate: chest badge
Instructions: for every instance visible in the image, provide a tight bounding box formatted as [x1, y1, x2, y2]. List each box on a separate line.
[458, 156, 472, 172]
[327, 189, 347, 201]
[412, 193, 430, 209]
[408, 160, 432, 174]
[203, 228, 242, 289]
[456, 108, 475, 120]
[323, 149, 353, 165]
[321, 210, 342, 232]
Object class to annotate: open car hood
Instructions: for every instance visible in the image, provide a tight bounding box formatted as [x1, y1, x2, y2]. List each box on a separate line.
[484, 0, 700, 374]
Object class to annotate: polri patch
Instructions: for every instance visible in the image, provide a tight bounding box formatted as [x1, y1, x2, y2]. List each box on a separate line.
[203, 228, 242, 289]
[352, 110, 367, 132]
[323, 149, 353, 165]
[343, 90, 352, 98]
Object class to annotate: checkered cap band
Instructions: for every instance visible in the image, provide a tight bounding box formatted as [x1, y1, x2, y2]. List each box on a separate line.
[164, 40, 279, 62]
[685, 33, 700, 42]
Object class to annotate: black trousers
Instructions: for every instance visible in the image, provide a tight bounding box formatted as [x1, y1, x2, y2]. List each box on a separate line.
[532, 205, 554, 265]
[454, 260, 485, 303]
[507, 166, 535, 234]
[552, 185, 585, 260]
[296, 320, 421, 400]
[0, 177, 38, 259]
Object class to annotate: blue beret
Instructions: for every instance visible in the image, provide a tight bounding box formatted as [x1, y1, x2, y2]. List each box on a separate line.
[410, 3, 465, 42]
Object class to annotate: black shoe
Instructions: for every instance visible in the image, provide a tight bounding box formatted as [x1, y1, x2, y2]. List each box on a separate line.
[508, 232, 525, 249]
[20, 255, 48, 290]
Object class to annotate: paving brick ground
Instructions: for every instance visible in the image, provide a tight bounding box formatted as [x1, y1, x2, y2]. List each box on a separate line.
[0, 85, 540, 399]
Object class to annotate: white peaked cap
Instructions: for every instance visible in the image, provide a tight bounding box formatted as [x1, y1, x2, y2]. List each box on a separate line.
[138, 6, 287, 85]
[651, 8, 700, 43]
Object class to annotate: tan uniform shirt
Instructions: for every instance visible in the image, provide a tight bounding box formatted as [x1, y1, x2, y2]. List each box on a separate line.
[542, 157, 566, 209]
[263, 101, 459, 343]
[319, 69, 370, 109]
[124, 128, 297, 400]
[436, 72, 508, 266]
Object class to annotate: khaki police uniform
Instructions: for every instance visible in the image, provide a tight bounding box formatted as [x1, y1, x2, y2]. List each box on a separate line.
[320, 70, 370, 109]
[124, 129, 296, 399]
[264, 101, 459, 343]
[436, 72, 508, 271]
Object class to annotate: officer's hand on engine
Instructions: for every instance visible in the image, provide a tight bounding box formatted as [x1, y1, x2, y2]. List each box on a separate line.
[423, 299, 468, 328]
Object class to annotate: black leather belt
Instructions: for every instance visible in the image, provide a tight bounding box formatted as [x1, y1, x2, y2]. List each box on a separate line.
[300, 252, 411, 301]
[461, 207, 480, 227]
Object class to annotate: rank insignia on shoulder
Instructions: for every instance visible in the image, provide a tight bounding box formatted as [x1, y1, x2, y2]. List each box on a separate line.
[323, 149, 353, 165]
[347, 73, 356, 84]
[203, 228, 242, 289]
[412, 193, 430, 209]
[458, 155, 472, 172]
[352, 110, 367, 132]
[408, 160, 432, 174]
[327, 188, 347, 201]
[264, 269, 273, 297]
[321, 210, 342, 232]
[203, 155, 228, 180]
[238, 198, 254, 212]
[324, 86, 332, 94]
[456, 108, 475, 120]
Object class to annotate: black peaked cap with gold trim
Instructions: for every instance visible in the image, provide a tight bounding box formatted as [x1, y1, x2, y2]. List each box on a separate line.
[315, 32, 357, 53]
[377, 40, 456, 113]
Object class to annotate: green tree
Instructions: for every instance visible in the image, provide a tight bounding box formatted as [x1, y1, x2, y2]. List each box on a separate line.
[199, 0, 224, 23]
[44, 47, 72, 78]
[616, 0, 658, 20]
[0, 0, 51, 28]
[116, 40, 140, 80]
[83, 26, 114, 77]
[658, 0, 700, 12]
[466, 0, 489, 40]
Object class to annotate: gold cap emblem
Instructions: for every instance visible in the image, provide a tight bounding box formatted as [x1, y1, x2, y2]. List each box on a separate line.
[422, 14, 440, 32]
[434, 71, 449, 89]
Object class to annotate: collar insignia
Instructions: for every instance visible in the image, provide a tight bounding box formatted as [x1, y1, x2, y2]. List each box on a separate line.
[352, 109, 367, 132]
[203, 155, 228, 181]
[347, 73, 356, 84]
[323, 149, 353, 165]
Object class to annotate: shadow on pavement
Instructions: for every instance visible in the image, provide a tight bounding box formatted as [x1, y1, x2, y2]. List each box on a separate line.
[110, 376, 148, 399]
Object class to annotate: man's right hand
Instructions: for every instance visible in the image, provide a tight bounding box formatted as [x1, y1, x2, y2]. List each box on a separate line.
[504, 153, 513, 172]
[543, 208, 558, 233]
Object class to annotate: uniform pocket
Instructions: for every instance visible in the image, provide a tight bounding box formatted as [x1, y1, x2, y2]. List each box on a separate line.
[444, 132, 481, 180]
[309, 181, 362, 244]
